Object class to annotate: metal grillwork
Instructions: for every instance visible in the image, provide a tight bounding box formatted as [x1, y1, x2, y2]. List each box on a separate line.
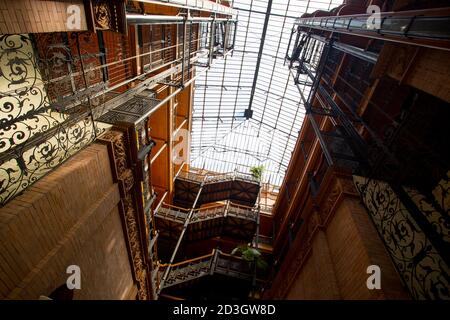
[174, 168, 261, 208]
[161, 255, 212, 288]
[177, 168, 260, 184]
[354, 176, 450, 300]
[0, 16, 233, 205]
[285, 5, 450, 300]
[156, 205, 190, 223]
[97, 95, 161, 125]
[155, 200, 258, 224]
[158, 249, 254, 290]
[0, 33, 109, 205]
[285, 28, 380, 189]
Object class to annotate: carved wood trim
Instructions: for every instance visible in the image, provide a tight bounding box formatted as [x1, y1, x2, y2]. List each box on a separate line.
[98, 129, 150, 300]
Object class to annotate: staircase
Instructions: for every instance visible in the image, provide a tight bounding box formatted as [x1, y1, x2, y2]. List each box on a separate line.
[155, 201, 258, 242]
[158, 250, 253, 290]
[154, 169, 263, 295]
[174, 170, 261, 208]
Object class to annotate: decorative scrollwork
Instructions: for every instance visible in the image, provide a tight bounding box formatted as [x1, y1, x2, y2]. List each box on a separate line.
[0, 33, 110, 206]
[432, 171, 450, 215]
[0, 117, 105, 204]
[94, 2, 112, 30]
[0, 34, 57, 138]
[404, 186, 450, 244]
[98, 130, 150, 300]
[92, 0, 126, 33]
[353, 175, 450, 300]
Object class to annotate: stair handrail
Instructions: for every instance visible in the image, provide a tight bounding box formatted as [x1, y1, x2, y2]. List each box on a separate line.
[191, 204, 226, 221]
[159, 251, 215, 269]
[159, 249, 250, 269]
[192, 202, 226, 211]
[228, 202, 259, 220]
[228, 202, 256, 211]
[177, 169, 259, 184]
[156, 203, 190, 222]
[158, 250, 257, 291]
[160, 202, 191, 212]
[157, 200, 258, 223]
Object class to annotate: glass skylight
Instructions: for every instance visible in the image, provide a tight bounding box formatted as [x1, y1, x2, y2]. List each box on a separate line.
[190, 0, 343, 186]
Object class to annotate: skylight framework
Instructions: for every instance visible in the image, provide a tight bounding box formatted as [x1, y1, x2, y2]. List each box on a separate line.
[191, 0, 343, 186]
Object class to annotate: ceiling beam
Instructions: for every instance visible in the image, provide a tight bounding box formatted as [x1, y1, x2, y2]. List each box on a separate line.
[247, 0, 273, 116]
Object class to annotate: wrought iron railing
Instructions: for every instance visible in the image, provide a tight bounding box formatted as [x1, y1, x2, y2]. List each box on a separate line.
[253, 234, 273, 247]
[354, 175, 450, 300]
[0, 33, 109, 205]
[294, 8, 450, 51]
[157, 249, 254, 291]
[258, 204, 274, 214]
[285, 10, 450, 301]
[190, 204, 226, 222]
[155, 201, 258, 224]
[0, 19, 232, 206]
[158, 251, 214, 288]
[177, 169, 260, 184]
[157, 205, 190, 223]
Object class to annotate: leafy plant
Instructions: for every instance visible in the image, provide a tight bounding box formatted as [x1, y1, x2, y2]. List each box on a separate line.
[231, 244, 268, 271]
[249, 165, 264, 181]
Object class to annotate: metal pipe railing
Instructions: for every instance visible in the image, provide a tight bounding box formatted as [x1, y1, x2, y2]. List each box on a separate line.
[295, 7, 450, 51]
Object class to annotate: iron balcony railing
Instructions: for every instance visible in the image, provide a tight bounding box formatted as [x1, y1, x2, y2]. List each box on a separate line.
[157, 249, 254, 291]
[155, 201, 258, 224]
[0, 17, 236, 205]
[176, 169, 261, 184]
[294, 8, 450, 51]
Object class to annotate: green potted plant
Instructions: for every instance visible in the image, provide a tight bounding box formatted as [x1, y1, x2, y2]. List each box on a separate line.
[231, 243, 268, 271]
[249, 165, 264, 181]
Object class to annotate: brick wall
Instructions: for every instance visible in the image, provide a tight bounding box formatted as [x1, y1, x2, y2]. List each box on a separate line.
[283, 195, 409, 299]
[267, 173, 409, 300]
[375, 43, 450, 103]
[0, 0, 87, 34]
[405, 48, 450, 103]
[286, 229, 341, 299]
[103, 29, 132, 91]
[0, 143, 136, 300]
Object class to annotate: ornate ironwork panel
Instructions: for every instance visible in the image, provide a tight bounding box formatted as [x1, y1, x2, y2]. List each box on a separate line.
[354, 175, 450, 300]
[0, 34, 109, 205]
[91, 0, 127, 33]
[404, 185, 450, 244]
[97, 95, 160, 125]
